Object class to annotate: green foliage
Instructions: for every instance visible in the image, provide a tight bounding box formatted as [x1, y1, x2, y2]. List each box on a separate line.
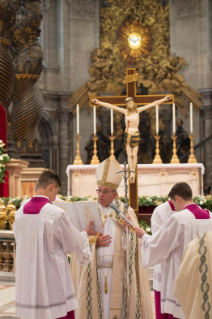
[139, 220, 152, 235]
[0, 140, 10, 183]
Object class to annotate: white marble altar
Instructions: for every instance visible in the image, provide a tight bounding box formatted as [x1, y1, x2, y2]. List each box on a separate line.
[66, 163, 204, 197]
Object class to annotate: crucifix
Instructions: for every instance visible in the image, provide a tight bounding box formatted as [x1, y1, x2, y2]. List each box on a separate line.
[90, 68, 174, 212]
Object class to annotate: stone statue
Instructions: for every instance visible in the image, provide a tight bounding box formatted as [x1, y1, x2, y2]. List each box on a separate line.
[92, 95, 172, 183]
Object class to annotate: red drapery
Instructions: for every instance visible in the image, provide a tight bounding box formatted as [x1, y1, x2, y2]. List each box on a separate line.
[0, 104, 9, 197]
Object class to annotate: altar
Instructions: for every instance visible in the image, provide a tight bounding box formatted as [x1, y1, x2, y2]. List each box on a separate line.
[66, 163, 204, 198]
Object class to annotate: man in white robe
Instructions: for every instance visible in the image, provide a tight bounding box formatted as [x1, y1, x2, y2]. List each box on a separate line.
[132, 182, 212, 319]
[174, 231, 212, 319]
[13, 170, 94, 319]
[151, 201, 175, 319]
[75, 158, 153, 319]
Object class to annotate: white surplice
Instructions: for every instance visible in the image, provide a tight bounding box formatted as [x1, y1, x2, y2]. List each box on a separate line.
[151, 201, 175, 291]
[142, 209, 212, 319]
[13, 198, 91, 319]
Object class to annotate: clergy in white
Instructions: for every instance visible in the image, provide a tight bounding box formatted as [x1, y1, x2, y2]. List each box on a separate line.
[13, 170, 93, 319]
[74, 158, 153, 319]
[133, 182, 212, 319]
[151, 201, 175, 319]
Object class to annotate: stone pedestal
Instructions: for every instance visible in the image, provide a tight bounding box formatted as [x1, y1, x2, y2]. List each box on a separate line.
[5, 159, 29, 198]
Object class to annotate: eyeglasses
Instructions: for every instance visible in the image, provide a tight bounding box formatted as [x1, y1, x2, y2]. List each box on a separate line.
[96, 189, 115, 195]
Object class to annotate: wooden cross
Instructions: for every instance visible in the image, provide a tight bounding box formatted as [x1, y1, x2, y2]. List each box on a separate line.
[90, 68, 174, 212]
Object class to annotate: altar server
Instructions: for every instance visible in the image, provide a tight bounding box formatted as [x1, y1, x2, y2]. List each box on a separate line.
[13, 170, 93, 319]
[74, 158, 153, 319]
[134, 182, 212, 319]
[151, 201, 176, 319]
[174, 230, 212, 319]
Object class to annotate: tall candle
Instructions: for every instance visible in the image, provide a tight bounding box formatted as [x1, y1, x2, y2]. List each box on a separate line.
[93, 106, 96, 135]
[76, 104, 79, 134]
[190, 103, 193, 133]
[111, 109, 114, 134]
[172, 104, 176, 134]
[156, 105, 159, 134]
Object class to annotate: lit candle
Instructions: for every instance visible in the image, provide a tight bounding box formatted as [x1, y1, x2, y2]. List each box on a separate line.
[93, 106, 96, 135]
[111, 109, 114, 134]
[156, 105, 159, 134]
[76, 104, 79, 135]
[190, 103, 193, 134]
[172, 103, 176, 134]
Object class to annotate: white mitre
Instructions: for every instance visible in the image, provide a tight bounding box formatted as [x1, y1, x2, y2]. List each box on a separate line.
[95, 158, 122, 189]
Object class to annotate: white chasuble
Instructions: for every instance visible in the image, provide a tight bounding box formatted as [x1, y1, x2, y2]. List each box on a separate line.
[75, 199, 153, 319]
[13, 199, 91, 319]
[97, 204, 116, 319]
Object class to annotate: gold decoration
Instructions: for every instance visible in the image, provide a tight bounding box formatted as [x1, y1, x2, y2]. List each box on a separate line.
[91, 134, 100, 165]
[124, 72, 138, 84]
[188, 134, 197, 163]
[73, 135, 83, 165]
[109, 134, 116, 160]
[153, 134, 162, 164]
[170, 134, 180, 164]
[70, 0, 203, 119]
[0, 200, 7, 230]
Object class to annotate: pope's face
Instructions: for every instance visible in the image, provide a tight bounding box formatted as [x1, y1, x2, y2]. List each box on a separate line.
[126, 100, 134, 109]
[97, 186, 117, 208]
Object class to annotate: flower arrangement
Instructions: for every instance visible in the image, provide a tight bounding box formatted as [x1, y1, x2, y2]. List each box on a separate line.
[0, 140, 10, 183]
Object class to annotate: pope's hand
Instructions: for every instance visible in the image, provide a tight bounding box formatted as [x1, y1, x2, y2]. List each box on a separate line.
[123, 216, 132, 230]
[134, 227, 146, 238]
[97, 234, 112, 247]
[85, 221, 98, 236]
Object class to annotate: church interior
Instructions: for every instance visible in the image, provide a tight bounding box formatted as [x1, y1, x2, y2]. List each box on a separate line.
[0, 0, 212, 318]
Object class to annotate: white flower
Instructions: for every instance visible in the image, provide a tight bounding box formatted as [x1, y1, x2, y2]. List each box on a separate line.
[146, 227, 151, 232]
[0, 140, 2, 143]
[200, 200, 203, 205]
[0, 156, 3, 160]
[3, 154, 9, 158]
[146, 197, 152, 201]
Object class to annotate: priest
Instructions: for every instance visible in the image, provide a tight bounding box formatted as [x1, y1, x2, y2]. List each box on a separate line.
[174, 231, 212, 319]
[13, 170, 94, 319]
[74, 158, 153, 319]
[151, 201, 175, 319]
[133, 182, 212, 319]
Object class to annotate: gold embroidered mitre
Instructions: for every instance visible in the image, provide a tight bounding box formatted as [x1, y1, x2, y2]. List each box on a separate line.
[96, 158, 122, 190]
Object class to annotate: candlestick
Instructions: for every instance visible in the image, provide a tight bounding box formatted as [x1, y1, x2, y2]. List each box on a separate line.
[76, 104, 79, 135]
[73, 134, 83, 165]
[172, 104, 176, 134]
[93, 106, 96, 135]
[188, 134, 197, 163]
[170, 134, 180, 164]
[153, 134, 162, 164]
[109, 134, 115, 160]
[111, 109, 114, 135]
[190, 103, 193, 134]
[91, 134, 100, 164]
[156, 105, 159, 134]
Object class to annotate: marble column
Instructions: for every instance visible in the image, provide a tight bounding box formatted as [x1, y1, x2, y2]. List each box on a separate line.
[57, 93, 72, 195]
[200, 89, 212, 186]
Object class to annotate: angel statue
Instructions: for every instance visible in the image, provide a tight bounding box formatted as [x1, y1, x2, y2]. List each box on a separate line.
[92, 95, 172, 183]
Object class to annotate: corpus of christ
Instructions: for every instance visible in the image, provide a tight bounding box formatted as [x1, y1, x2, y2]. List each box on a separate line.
[0, 1, 212, 319]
